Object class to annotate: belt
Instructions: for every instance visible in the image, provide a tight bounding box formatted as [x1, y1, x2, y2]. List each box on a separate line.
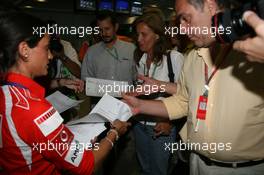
[197, 153, 264, 168]
[139, 121, 156, 126]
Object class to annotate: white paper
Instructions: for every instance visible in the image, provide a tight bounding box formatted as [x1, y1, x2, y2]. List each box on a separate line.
[67, 113, 107, 125]
[67, 123, 106, 144]
[67, 94, 133, 124]
[46, 91, 83, 113]
[90, 94, 132, 122]
[65, 94, 132, 144]
[85, 77, 130, 97]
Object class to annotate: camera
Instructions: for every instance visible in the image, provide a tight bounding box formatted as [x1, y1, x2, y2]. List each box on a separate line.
[212, 0, 264, 43]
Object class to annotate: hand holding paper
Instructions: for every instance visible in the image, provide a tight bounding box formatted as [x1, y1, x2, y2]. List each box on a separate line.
[67, 94, 133, 125]
[85, 77, 130, 97]
[90, 94, 133, 122]
[66, 94, 132, 144]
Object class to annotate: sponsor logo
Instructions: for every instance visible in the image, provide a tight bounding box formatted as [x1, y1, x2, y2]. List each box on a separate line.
[35, 108, 56, 125]
[34, 107, 63, 137]
[50, 126, 74, 156]
[71, 140, 81, 163]
[65, 139, 84, 167]
[10, 86, 29, 110]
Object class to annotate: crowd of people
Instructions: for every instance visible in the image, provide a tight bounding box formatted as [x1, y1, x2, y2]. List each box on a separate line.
[0, 0, 264, 175]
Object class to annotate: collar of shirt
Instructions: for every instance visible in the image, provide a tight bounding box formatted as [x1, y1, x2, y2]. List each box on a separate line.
[139, 53, 164, 66]
[196, 48, 214, 70]
[5, 72, 45, 98]
[101, 39, 120, 49]
[139, 53, 162, 78]
[140, 53, 148, 64]
[101, 39, 121, 60]
[139, 53, 153, 76]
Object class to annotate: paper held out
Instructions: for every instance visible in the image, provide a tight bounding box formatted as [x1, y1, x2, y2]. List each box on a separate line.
[47, 90, 132, 144]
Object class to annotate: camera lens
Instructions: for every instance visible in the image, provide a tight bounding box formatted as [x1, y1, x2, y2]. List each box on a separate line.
[212, 2, 253, 43]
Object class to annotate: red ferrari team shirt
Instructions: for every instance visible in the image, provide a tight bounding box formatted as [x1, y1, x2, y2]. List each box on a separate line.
[0, 73, 94, 175]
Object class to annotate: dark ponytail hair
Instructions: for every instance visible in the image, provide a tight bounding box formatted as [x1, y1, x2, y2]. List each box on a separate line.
[0, 12, 46, 80]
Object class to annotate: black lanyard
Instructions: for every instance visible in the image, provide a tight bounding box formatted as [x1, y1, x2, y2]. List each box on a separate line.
[205, 46, 232, 84]
[203, 45, 231, 96]
[204, 64, 219, 85]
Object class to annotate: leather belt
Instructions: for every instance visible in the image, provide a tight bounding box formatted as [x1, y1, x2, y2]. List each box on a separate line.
[197, 153, 264, 168]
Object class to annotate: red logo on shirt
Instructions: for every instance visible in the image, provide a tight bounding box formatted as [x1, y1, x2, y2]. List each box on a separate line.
[50, 126, 74, 157]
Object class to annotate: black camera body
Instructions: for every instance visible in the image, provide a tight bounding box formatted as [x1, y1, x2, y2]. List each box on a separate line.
[212, 0, 264, 43]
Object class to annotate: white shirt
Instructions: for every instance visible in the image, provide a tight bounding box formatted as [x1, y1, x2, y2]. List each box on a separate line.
[137, 50, 184, 125]
[137, 50, 184, 83]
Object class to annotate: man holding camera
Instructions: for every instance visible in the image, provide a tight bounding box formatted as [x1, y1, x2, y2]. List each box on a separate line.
[233, 11, 264, 63]
[123, 0, 264, 174]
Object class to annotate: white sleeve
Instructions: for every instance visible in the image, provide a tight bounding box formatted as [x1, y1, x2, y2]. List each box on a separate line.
[136, 54, 146, 75]
[61, 40, 81, 67]
[170, 50, 184, 82]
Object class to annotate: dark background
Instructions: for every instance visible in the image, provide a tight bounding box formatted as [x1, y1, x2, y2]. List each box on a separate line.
[0, 0, 176, 50]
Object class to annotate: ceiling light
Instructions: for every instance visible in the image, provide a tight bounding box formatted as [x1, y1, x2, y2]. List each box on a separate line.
[36, 0, 47, 2]
[127, 17, 137, 24]
[133, 1, 141, 5]
[24, 6, 33, 8]
[150, 4, 157, 7]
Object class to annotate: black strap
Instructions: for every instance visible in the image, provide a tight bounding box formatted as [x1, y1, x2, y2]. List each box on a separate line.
[138, 51, 175, 100]
[166, 51, 174, 83]
[166, 51, 187, 136]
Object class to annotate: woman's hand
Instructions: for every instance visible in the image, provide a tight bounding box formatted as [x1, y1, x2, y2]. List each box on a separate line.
[127, 74, 162, 96]
[92, 119, 131, 170]
[111, 119, 131, 137]
[59, 78, 84, 93]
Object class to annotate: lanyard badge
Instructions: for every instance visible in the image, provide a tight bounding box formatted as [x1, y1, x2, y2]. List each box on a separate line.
[195, 89, 208, 132]
[195, 63, 213, 132]
[197, 91, 208, 120]
[194, 46, 231, 133]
